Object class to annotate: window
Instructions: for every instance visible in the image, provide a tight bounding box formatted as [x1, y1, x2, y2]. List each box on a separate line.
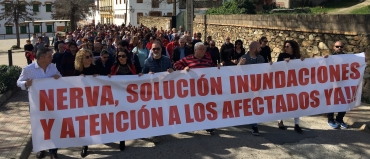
[46, 4, 52, 12]
[20, 4, 26, 12]
[137, 0, 143, 3]
[5, 3, 11, 12]
[167, 12, 172, 16]
[47, 25, 53, 32]
[116, 0, 118, 4]
[5, 26, 13, 34]
[167, 0, 172, 4]
[20, 26, 27, 34]
[34, 25, 40, 33]
[152, 0, 159, 8]
[137, 13, 143, 24]
[33, 4, 39, 12]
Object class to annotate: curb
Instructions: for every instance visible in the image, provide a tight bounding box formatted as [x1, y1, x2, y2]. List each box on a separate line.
[18, 133, 32, 159]
[0, 88, 19, 106]
[344, 116, 370, 133]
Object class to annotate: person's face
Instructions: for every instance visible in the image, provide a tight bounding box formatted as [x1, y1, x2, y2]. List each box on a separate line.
[41, 51, 53, 65]
[225, 37, 230, 43]
[58, 44, 65, 52]
[174, 39, 179, 45]
[179, 40, 186, 47]
[195, 45, 206, 57]
[83, 52, 93, 64]
[69, 45, 77, 53]
[210, 42, 215, 48]
[151, 43, 162, 56]
[101, 53, 109, 62]
[138, 41, 144, 47]
[284, 43, 293, 54]
[94, 44, 102, 51]
[261, 39, 269, 46]
[68, 35, 72, 40]
[108, 40, 112, 45]
[334, 42, 344, 53]
[38, 38, 42, 42]
[117, 52, 127, 63]
[26, 41, 30, 44]
[236, 43, 242, 48]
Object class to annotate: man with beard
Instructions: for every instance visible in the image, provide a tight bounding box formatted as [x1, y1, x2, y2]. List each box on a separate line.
[238, 41, 269, 136]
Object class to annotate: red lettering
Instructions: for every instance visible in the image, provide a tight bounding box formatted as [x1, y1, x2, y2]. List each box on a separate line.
[229, 76, 236, 94]
[237, 75, 249, 93]
[317, 66, 328, 83]
[57, 88, 68, 110]
[151, 107, 164, 127]
[242, 98, 252, 116]
[126, 84, 138, 103]
[222, 101, 234, 119]
[298, 68, 309, 86]
[100, 86, 114, 106]
[341, 64, 349, 81]
[233, 99, 242, 117]
[310, 90, 320, 108]
[140, 83, 152, 102]
[334, 87, 346, 104]
[40, 89, 54, 111]
[210, 77, 223, 95]
[275, 71, 285, 89]
[350, 62, 361, 79]
[89, 114, 100, 136]
[116, 111, 129, 132]
[169, 106, 181, 125]
[298, 92, 309, 110]
[154, 82, 163, 100]
[60, 117, 76, 138]
[75, 115, 88, 137]
[184, 104, 194, 123]
[101, 113, 114, 134]
[164, 80, 175, 99]
[264, 96, 274, 114]
[250, 74, 261, 92]
[252, 97, 264, 115]
[40, 119, 54, 140]
[194, 103, 206, 122]
[85, 86, 99, 107]
[263, 72, 273, 90]
[329, 65, 341, 82]
[286, 70, 298, 87]
[276, 95, 287, 113]
[286, 93, 298, 111]
[206, 102, 217, 120]
[177, 79, 188, 98]
[70, 88, 83, 109]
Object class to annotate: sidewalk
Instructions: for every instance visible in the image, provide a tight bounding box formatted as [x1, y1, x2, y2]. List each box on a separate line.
[0, 89, 369, 159]
[0, 90, 32, 159]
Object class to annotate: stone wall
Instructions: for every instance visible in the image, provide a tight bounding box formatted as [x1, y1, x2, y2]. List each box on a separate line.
[193, 14, 370, 102]
[139, 16, 172, 30]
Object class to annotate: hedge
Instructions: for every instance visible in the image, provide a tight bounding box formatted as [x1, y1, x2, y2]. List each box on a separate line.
[0, 65, 22, 94]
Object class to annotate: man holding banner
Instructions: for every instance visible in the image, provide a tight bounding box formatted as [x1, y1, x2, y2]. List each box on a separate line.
[237, 41, 269, 136]
[324, 41, 349, 129]
[174, 42, 221, 134]
[17, 47, 61, 159]
[142, 41, 174, 143]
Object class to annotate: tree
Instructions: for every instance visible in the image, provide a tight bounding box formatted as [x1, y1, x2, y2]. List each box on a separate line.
[0, 0, 36, 48]
[206, 0, 256, 14]
[52, 0, 94, 31]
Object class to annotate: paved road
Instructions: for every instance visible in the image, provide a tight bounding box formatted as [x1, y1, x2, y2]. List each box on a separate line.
[28, 116, 370, 159]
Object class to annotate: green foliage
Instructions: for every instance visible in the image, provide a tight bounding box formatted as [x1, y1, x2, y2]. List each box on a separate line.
[0, 65, 22, 94]
[350, 5, 370, 14]
[310, 0, 363, 14]
[206, 0, 256, 15]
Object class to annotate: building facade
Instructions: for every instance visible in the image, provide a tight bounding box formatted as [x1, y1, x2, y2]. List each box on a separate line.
[98, 0, 114, 24]
[0, 0, 66, 39]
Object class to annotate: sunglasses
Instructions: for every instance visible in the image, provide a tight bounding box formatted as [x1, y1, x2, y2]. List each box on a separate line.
[335, 46, 343, 48]
[264, 41, 268, 42]
[285, 46, 291, 48]
[85, 55, 92, 59]
[152, 48, 161, 51]
[118, 54, 127, 58]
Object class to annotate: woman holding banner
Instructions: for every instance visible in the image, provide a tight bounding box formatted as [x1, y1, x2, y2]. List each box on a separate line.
[108, 48, 143, 151]
[74, 49, 101, 157]
[276, 40, 304, 134]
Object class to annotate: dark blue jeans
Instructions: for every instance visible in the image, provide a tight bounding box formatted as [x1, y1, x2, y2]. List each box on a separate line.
[49, 148, 58, 154]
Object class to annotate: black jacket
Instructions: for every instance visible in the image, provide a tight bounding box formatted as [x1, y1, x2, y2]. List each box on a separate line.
[172, 46, 192, 63]
[95, 58, 113, 75]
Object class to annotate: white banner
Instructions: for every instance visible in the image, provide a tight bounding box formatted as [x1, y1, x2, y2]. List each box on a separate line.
[29, 53, 366, 152]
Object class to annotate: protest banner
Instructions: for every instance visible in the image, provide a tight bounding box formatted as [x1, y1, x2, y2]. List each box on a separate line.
[29, 53, 365, 152]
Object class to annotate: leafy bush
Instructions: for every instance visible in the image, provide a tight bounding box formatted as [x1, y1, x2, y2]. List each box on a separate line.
[0, 65, 22, 94]
[206, 0, 256, 15]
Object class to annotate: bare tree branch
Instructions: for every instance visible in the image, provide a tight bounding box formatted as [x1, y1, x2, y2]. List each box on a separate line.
[52, 0, 94, 31]
[0, 0, 37, 47]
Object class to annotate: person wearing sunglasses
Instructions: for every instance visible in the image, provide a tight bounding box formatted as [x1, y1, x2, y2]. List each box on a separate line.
[323, 41, 349, 129]
[95, 50, 113, 75]
[276, 40, 305, 134]
[259, 36, 272, 63]
[73, 49, 100, 158]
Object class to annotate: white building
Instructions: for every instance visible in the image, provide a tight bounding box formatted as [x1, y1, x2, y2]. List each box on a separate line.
[95, 0, 179, 26]
[0, 0, 65, 39]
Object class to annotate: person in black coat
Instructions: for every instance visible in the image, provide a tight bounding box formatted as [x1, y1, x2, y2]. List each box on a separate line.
[172, 38, 192, 63]
[95, 49, 113, 75]
[116, 40, 142, 73]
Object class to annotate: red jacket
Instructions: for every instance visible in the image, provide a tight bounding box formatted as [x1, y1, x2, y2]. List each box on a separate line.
[110, 64, 136, 75]
[166, 42, 179, 59]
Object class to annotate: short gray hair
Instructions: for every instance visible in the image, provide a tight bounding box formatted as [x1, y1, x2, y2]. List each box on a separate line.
[36, 48, 52, 60]
[194, 42, 205, 50]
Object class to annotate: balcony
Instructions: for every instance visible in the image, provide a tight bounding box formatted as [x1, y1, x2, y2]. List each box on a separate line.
[99, 6, 112, 12]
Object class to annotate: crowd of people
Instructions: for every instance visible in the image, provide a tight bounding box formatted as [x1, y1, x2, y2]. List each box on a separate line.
[18, 23, 349, 159]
